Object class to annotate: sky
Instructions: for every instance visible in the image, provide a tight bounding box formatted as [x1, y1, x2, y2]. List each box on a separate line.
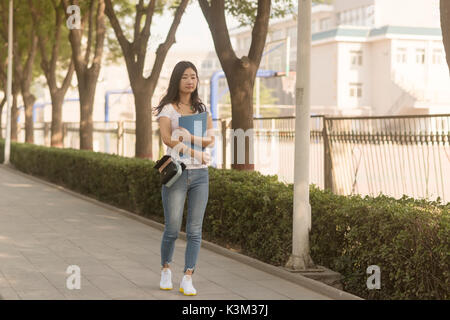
[151, 2, 241, 53]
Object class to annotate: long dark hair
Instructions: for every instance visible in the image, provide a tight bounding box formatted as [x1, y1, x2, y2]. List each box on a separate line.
[153, 61, 206, 116]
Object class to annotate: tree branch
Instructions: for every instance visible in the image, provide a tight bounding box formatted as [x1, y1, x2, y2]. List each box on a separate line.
[0, 96, 5, 110]
[104, 0, 132, 60]
[29, 0, 51, 82]
[91, 0, 106, 70]
[30, 0, 74, 92]
[441, 0, 450, 74]
[85, 0, 95, 65]
[248, 0, 271, 64]
[200, 0, 237, 67]
[198, 0, 211, 26]
[62, 0, 86, 73]
[0, 1, 8, 42]
[148, 0, 189, 85]
[134, 0, 145, 44]
[61, 58, 75, 93]
[49, 2, 64, 83]
[136, 0, 156, 73]
[22, 30, 39, 92]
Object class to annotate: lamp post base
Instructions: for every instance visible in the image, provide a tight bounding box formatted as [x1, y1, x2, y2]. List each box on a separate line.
[285, 254, 315, 271]
[283, 264, 344, 291]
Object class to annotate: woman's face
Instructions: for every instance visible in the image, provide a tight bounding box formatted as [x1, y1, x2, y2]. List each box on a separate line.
[179, 67, 198, 95]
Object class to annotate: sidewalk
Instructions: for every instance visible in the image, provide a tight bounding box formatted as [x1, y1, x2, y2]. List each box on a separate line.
[0, 164, 359, 300]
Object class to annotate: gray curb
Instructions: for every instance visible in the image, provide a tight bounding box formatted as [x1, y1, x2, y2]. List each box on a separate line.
[0, 164, 363, 300]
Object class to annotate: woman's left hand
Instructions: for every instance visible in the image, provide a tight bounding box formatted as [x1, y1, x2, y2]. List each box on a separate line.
[175, 127, 192, 143]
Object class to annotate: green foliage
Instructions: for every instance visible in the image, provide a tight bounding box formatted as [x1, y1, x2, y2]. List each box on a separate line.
[1, 139, 448, 300]
[225, 0, 296, 27]
[220, 80, 280, 117]
[310, 189, 449, 299]
[0, 0, 45, 85]
[31, 0, 73, 69]
[225, 0, 333, 27]
[104, 0, 182, 63]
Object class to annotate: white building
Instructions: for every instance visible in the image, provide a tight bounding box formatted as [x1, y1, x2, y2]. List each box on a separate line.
[3, 0, 448, 133]
[230, 0, 450, 116]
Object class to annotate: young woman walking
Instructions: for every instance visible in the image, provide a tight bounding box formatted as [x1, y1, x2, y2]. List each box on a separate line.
[153, 61, 214, 296]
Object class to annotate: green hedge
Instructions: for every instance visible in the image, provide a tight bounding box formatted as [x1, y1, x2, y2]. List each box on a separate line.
[1, 139, 448, 300]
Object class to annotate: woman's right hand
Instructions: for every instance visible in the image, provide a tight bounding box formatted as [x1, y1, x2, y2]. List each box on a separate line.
[194, 150, 210, 165]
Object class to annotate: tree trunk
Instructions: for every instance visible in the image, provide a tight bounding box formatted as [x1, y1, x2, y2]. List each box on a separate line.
[441, 0, 450, 73]
[228, 69, 256, 170]
[23, 92, 36, 144]
[21, 33, 39, 144]
[50, 91, 64, 148]
[63, 0, 105, 152]
[104, 0, 188, 160]
[0, 96, 5, 139]
[133, 84, 153, 158]
[29, 0, 75, 148]
[11, 93, 18, 141]
[78, 77, 97, 150]
[199, 0, 271, 171]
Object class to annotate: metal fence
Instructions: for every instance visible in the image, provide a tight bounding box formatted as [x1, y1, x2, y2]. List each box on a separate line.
[3, 114, 449, 202]
[324, 114, 449, 202]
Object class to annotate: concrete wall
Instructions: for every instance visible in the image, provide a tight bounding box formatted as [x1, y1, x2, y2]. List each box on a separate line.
[374, 0, 440, 28]
[311, 42, 338, 109]
[390, 38, 450, 114]
[334, 0, 375, 13]
[334, 0, 440, 28]
[336, 41, 372, 113]
[369, 39, 393, 114]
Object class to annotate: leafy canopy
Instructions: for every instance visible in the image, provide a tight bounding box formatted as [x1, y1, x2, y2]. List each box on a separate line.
[225, 0, 333, 27]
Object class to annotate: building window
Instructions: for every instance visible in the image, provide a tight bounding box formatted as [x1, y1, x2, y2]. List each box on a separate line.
[338, 5, 375, 27]
[432, 1, 440, 19]
[415, 49, 425, 64]
[269, 55, 283, 71]
[365, 5, 375, 25]
[320, 18, 331, 31]
[350, 50, 363, 66]
[357, 7, 364, 25]
[349, 83, 362, 98]
[340, 11, 347, 25]
[271, 29, 284, 41]
[311, 20, 318, 33]
[432, 49, 443, 64]
[201, 60, 212, 70]
[236, 38, 242, 50]
[396, 48, 407, 64]
[288, 26, 297, 44]
[352, 8, 358, 25]
[244, 36, 251, 50]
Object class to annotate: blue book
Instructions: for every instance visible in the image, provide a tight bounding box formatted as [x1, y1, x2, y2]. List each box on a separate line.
[178, 112, 208, 157]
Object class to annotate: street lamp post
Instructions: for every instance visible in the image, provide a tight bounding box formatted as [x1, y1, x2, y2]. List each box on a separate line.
[3, 0, 13, 165]
[286, 0, 315, 270]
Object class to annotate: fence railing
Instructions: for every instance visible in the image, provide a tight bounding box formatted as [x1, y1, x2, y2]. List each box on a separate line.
[324, 114, 449, 202]
[2, 114, 449, 202]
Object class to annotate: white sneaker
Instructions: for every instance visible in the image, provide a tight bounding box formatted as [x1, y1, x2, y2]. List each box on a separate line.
[179, 275, 197, 296]
[160, 268, 173, 290]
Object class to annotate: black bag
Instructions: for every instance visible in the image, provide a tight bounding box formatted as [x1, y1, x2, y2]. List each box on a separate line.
[154, 155, 186, 187]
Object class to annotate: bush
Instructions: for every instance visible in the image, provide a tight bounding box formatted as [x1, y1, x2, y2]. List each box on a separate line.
[1, 139, 448, 299]
[309, 189, 449, 299]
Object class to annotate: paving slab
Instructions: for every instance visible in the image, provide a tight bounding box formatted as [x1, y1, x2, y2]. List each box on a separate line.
[0, 164, 361, 300]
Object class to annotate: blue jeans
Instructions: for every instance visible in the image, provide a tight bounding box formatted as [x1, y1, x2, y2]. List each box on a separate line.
[160, 168, 209, 273]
